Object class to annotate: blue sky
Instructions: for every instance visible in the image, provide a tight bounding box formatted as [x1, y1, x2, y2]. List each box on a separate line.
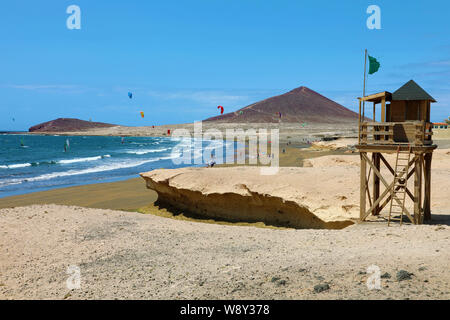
[1, 0, 449, 130]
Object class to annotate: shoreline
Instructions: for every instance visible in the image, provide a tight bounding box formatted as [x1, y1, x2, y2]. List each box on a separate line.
[0, 144, 351, 207]
[2, 131, 449, 229]
[0, 127, 356, 201]
[0, 178, 156, 211]
[1, 140, 450, 299]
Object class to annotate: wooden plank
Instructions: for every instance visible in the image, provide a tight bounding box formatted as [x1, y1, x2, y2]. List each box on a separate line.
[365, 167, 373, 208]
[378, 153, 413, 212]
[361, 153, 414, 222]
[356, 145, 437, 153]
[424, 153, 432, 221]
[358, 100, 361, 144]
[361, 182, 394, 221]
[363, 140, 401, 145]
[361, 153, 390, 189]
[358, 91, 392, 103]
[379, 186, 414, 212]
[372, 131, 393, 136]
[414, 154, 421, 224]
[363, 179, 414, 223]
[360, 153, 366, 221]
[363, 121, 395, 126]
[366, 188, 373, 208]
[379, 154, 394, 175]
[373, 153, 380, 215]
[373, 102, 376, 122]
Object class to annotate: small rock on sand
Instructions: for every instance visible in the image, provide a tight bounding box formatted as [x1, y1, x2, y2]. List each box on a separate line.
[314, 283, 330, 293]
[396, 270, 413, 281]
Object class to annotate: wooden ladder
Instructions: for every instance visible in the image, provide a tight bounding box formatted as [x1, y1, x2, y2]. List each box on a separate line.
[388, 145, 412, 226]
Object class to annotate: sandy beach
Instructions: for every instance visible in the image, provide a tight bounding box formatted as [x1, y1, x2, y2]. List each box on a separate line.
[0, 139, 355, 211]
[2, 120, 450, 300]
[1, 204, 449, 300]
[3, 0, 450, 304]
[0, 178, 156, 211]
[1, 132, 450, 299]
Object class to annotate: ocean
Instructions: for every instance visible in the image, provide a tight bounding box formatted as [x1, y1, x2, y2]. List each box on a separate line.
[0, 134, 234, 198]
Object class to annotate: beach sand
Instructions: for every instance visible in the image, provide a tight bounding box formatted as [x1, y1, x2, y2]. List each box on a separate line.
[0, 178, 156, 211]
[1, 132, 449, 300]
[1, 204, 449, 299]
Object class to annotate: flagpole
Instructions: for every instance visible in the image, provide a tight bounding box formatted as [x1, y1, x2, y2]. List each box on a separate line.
[362, 49, 367, 120]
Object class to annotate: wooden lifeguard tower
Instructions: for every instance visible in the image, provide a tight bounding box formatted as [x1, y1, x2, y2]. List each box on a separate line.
[356, 80, 436, 225]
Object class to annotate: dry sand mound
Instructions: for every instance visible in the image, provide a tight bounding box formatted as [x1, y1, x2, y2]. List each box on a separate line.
[141, 148, 450, 228]
[141, 166, 361, 229]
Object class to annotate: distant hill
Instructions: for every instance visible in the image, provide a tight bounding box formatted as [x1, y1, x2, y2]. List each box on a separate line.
[204, 86, 359, 123]
[29, 118, 116, 132]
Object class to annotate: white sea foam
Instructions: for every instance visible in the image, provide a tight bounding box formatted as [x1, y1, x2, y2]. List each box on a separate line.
[125, 148, 170, 155]
[57, 155, 110, 164]
[0, 163, 32, 169]
[0, 158, 162, 186]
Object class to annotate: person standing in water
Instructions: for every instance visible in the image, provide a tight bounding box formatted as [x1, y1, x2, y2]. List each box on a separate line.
[64, 139, 70, 152]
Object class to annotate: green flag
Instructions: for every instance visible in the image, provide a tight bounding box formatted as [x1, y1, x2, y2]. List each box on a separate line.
[368, 55, 380, 74]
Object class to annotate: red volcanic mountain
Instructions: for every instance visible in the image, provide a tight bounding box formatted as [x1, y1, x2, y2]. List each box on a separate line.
[29, 118, 116, 132]
[204, 86, 359, 123]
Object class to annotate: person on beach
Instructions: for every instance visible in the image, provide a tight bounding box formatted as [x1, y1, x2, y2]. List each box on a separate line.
[206, 154, 216, 168]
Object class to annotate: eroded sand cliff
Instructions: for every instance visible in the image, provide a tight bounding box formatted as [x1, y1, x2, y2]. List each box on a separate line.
[140, 149, 450, 229]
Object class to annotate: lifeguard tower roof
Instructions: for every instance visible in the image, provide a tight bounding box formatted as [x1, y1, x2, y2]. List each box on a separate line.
[392, 80, 436, 102]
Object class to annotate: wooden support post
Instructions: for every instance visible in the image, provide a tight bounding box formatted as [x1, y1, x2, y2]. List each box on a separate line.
[358, 100, 361, 144]
[381, 98, 386, 122]
[372, 153, 380, 215]
[414, 154, 421, 224]
[361, 152, 415, 223]
[424, 152, 432, 221]
[360, 153, 366, 221]
[419, 154, 423, 224]
[381, 98, 386, 141]
[373, 102, 376, 122]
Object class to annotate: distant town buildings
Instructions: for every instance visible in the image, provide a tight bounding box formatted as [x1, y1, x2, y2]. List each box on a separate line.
[433, 122, 448, 129]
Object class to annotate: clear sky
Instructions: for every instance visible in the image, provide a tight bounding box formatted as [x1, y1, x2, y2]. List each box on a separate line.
[1, 0, 449, 130]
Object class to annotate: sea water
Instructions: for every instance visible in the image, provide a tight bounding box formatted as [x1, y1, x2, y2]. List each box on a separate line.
[0, 134, 234, 198]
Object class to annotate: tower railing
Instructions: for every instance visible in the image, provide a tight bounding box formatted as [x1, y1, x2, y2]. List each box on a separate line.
[359, 121, 433, 146]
